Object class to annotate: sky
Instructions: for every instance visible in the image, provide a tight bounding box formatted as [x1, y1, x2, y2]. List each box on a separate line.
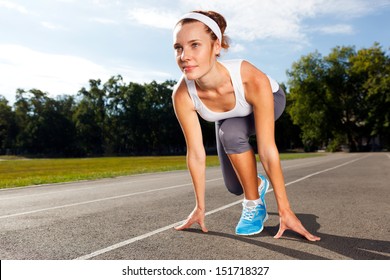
[1, 0, 389, 105]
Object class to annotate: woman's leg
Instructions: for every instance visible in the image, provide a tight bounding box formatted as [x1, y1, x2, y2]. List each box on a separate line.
[215, 121, 243, 195]
[228, 150, 259, 200]
[217, 114, 258, 199]
[217, 114, 267, 235]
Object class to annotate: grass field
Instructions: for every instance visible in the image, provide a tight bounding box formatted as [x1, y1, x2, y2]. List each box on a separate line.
[0, 153, 325, 189]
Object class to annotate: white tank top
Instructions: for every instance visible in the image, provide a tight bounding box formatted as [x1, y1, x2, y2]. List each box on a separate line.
[183, 59, 279, 122]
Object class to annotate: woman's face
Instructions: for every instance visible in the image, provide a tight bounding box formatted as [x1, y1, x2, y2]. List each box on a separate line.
[173, 21, 220, 80]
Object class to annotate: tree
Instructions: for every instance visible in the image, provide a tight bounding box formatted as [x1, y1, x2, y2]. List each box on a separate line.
[0, 96, 16, 154]
[287, 51, 329, 151]
[143, 80, 185, 154]
[13, 89, 50, 154]
[349, 43, 390, 150]
[12, 89, 78, 156]
[287, 43, 389, 151]
[105, 79, 148, 155]
[323, 46, 363, 152]
[104, 78, 184, 155]
[75, 79, 107, 155]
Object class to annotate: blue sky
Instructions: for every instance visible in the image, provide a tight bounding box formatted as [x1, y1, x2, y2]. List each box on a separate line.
[1, 0, 389, 105]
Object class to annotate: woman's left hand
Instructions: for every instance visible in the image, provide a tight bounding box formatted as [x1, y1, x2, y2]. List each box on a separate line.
[274, 208, 321, 241]
[174, 206, 208, 233]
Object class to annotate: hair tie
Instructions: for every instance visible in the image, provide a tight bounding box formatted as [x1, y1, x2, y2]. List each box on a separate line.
[178, 12, 222, 42]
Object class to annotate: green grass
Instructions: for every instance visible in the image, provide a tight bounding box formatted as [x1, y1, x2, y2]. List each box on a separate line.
[0, 153, 325, 189]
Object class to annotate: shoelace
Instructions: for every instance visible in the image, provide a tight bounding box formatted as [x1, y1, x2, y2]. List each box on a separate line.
[242, 205, 259, 221]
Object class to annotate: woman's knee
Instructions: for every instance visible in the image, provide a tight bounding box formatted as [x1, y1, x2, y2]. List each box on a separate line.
[225, 181, 244, 195]
[274, 87, 286, 120]
[227, 187, 243, 196]
[218, 119, 252, 154]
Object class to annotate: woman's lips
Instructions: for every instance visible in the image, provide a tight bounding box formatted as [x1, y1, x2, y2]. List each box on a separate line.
[183, 65, 196, 72]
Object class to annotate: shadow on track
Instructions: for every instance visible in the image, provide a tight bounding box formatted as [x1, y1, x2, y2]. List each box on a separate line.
[183, 212, 390, 260]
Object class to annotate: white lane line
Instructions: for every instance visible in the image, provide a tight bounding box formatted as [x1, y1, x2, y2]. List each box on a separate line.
[75, 154, 368, 260]
[0, 178, 221, 219]
[358, 248, 390, 258]
[283, 155, 369, 186]
[75, 199, 243, 260]
[75, 221, 185, 260]
[0, 173, 191, 200]
[281, 154, 357, 171]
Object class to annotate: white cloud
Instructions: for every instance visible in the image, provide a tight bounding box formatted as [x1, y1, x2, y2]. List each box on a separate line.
[89, 17, 119, 25]
[0, 0, 29, 14]
[229, 43, 246, 53]
[54, 0, 77, 3]
[199, 0, 314, 42]
[113, 65, 172, 82]
[0, 44, 111, 98]
[127, 8, 179, 29]
[315, 24, 354, 35]
[41, 21, 67, 30]
[90, 0, 122, 8]
[0, 44, 173, 103]
[316, 0, 390, 18]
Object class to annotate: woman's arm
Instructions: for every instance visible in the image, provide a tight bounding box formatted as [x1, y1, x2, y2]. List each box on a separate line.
[242, 61, 291, 214]
[242, 61, 320, 241]
[172, 80, 208, 232]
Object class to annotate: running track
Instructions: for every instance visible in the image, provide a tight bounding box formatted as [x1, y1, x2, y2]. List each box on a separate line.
[0, 153, 389, 260]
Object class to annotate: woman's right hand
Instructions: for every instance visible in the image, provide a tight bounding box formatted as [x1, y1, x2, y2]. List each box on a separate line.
[275, 208, 321, 242]
[175, 206, 208, 233]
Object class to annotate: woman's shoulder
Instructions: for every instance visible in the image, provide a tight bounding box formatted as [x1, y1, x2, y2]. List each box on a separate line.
[172, 76, 187, 97]
[239, 60, 267, 84]
[220, 59, 259, 78]
[172, 76, 195, 108]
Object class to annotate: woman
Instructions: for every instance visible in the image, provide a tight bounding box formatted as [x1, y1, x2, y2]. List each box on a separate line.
[172, 10, 320, 241]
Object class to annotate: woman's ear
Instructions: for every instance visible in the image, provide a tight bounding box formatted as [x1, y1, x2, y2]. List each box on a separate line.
[214, 40, 222, 56]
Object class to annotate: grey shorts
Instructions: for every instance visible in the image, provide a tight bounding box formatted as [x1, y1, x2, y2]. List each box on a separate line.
[215, 87, 286, 195]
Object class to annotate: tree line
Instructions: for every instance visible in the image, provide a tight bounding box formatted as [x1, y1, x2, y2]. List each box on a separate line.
[0, 43, 388, 157]
[0, 78, 189, 156]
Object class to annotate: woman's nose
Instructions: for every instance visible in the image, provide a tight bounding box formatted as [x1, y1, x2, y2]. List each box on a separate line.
[181, 49, 190, 61]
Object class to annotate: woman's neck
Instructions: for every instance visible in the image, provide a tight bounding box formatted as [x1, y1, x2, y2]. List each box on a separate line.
[195, 61, 228, 92]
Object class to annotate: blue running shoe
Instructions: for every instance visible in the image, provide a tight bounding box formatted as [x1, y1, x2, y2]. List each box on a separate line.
[235, 200, 267, 235]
